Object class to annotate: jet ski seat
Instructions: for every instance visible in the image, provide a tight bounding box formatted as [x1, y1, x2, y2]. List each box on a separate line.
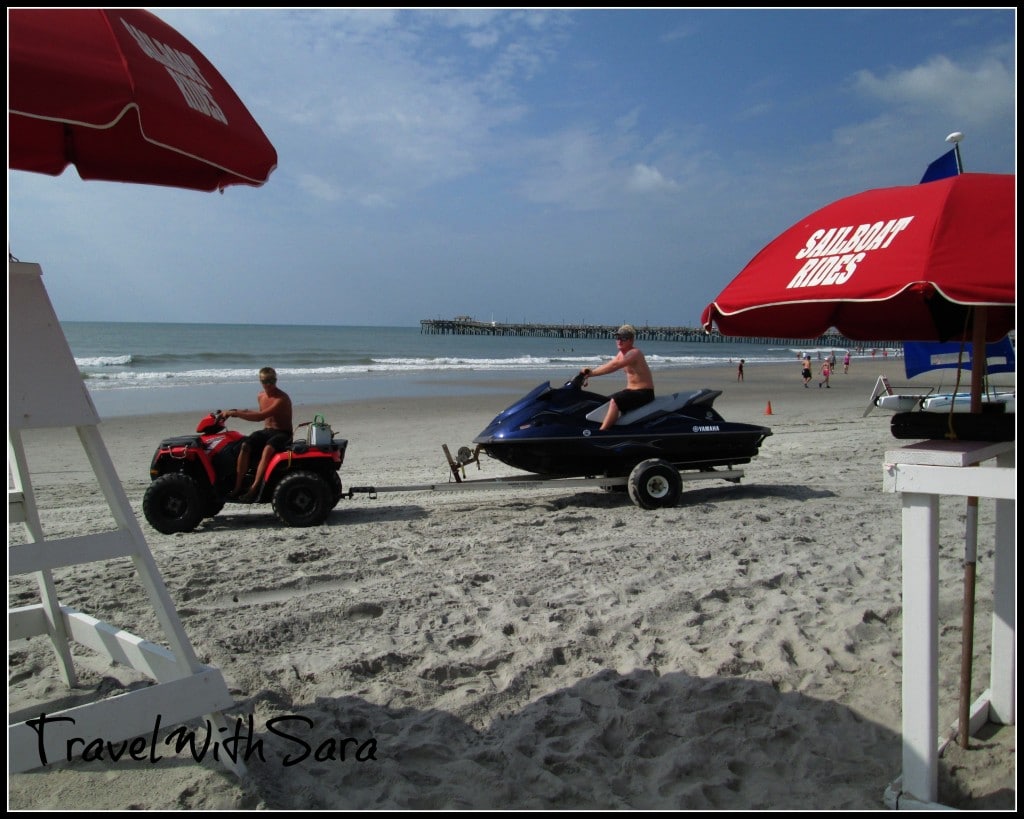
[585, 390, 707, 426]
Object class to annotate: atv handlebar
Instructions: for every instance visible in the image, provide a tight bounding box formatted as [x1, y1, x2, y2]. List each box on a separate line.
[214, 409, 238, 426]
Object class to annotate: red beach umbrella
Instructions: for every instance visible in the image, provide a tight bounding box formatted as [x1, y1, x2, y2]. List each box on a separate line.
[700, 173, 1015, 344]
[702, 165, 1016, 760]
[8, 8, 277, 191]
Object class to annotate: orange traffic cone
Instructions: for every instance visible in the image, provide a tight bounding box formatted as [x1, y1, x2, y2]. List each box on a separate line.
[765, 401, 773, 416]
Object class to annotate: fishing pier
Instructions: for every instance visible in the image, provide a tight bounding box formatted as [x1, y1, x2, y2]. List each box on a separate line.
[420, 317, 892, 349]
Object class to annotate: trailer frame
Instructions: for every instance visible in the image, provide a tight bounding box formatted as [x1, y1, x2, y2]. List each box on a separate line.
[341, 444, 747, 510]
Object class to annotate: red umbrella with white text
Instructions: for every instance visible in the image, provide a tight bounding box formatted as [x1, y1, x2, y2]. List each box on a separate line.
[701, 173, 1014, 344]
[9, 7, 277, 191]
[702, 161, 1016, 761]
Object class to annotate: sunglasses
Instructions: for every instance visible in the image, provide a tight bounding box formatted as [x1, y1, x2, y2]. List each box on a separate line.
[261, 379, 276, 385]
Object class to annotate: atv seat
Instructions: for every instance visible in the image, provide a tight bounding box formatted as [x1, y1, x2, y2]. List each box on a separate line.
[585, 390, 708, 426]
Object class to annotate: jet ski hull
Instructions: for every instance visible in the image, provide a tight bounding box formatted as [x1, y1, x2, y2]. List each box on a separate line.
[473, 378, 771, 478]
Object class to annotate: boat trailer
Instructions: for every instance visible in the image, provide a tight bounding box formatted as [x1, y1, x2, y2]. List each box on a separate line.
[341, 444, 747, 510]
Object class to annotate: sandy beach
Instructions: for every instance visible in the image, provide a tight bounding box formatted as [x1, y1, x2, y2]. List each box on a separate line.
[8, 360, 1015, 810]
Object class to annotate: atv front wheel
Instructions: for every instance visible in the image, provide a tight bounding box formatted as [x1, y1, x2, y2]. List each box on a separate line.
[144, 473, 205, 533]
[203, 498, 226, 519]
[272, 471, 331, 527]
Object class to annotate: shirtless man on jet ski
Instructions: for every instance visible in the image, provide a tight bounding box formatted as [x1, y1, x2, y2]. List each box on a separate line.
[580, 324, 655, 430]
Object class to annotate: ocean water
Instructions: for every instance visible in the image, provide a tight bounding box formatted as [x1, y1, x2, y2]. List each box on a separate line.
[60, 321, 885, 418]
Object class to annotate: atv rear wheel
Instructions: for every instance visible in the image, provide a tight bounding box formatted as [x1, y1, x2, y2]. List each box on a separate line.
[326, 471, 343, 506]
[627, 459, 682, 509]
[144, 473, 205, 533]
[272, 470, 331, 527]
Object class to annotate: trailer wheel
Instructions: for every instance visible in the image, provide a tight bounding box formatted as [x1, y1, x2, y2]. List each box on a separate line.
[144, 473, 204, 533]
[627, 459, 682, 509]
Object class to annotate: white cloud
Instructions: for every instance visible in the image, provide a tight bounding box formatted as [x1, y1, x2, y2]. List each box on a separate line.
[297, 173, 342, 202]
[853, 52, 1014, 124]
[626, 164, 679, 194]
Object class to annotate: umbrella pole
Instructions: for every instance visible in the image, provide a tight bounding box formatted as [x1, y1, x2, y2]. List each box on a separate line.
[958, 504, 978, 749]
[957, 308, 987, 749]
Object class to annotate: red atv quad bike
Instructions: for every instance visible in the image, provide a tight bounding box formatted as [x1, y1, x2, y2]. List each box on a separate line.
[143, 411, 346, 533]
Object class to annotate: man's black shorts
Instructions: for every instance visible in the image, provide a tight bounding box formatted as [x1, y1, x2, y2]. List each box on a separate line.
[246, 427, 292, 453]
[610, 388, 655, 414]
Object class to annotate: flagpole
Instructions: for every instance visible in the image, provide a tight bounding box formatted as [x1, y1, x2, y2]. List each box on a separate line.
[946, 131, 964, 174]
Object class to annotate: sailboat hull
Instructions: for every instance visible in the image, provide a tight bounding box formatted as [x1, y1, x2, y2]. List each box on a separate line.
[891, 409, 1015, 442]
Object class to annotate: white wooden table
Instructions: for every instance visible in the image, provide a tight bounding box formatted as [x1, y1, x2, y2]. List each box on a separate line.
[882, 439, 1015, 808]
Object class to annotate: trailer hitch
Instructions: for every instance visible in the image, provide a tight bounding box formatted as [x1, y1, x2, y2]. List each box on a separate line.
[442, 443, 483, 482]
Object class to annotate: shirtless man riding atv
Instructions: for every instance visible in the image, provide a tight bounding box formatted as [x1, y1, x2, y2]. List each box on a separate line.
[224, 367, 293, 501]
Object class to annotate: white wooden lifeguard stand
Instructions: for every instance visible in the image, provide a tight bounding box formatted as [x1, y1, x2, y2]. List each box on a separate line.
[8, 260, 243, 775]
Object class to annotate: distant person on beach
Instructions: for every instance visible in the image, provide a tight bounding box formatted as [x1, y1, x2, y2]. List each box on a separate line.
[843, 352, 851, 374]
[737, 359, 745, 382]
[224, 367, 293, 501]
[801, 355, 813, 388]
[581, 324, 655, 430]
[828, 351, 837, 373]
[818, 360, 831, 388]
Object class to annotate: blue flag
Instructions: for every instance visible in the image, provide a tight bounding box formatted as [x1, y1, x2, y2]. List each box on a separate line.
[904, 337, 1016, 379]
[920, 148, 959, 182]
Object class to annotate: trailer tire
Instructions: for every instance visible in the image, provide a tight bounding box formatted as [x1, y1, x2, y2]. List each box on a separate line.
[628, 459, 682, 509]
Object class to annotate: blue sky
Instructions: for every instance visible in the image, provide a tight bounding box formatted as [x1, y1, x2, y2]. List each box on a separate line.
[8, 8, 1016, 328]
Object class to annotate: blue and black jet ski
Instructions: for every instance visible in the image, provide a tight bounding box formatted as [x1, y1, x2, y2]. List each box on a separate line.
[472, 372, 772, 478]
